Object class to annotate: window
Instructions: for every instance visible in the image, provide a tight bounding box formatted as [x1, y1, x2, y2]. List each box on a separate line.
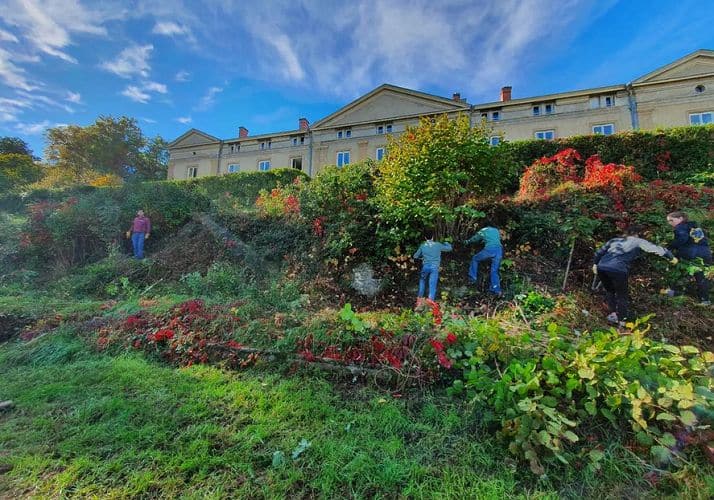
[375, 147, 385, 161]
[491, 111, 500, 121]
[336, 151, 350, 167]
[227, 164, 240, 173]
[230, 145, 234, 152]
[377, 125, 384, 134]
[291, 157, 302, 170]
[489, 136, 501, 146]
[386, 124, 392, 133]
[300, 136, 305, 145]
[695, 85, 706, 94]
[689, 112, 713, 125]
[533, 105, 540, 116]
[345, 130, 351, 138]
[261, 141, 266, 150]
[337, 131, 343, 139]
[258, 160, 270, 171]
[337, 129, 352, 139]
[534, 130, 555, 140]
[187, 166, 198, 178]
[292, 137, 298, 146]
[545, 103, 554, 114]
[593, 124, 615, 135]
[590, 95, 615, 109]
[534, 103, 554, 116]
[480, 112, 488, 120]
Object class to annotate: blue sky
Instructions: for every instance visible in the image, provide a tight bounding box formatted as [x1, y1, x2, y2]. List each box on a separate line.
[1, 0, 714, 159]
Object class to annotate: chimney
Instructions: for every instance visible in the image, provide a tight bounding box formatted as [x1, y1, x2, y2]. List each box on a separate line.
[299, 117, 309, 130]
[452, 92, 461, 102]
[500, 86, 512, 102]
[239, 126, 249, 138]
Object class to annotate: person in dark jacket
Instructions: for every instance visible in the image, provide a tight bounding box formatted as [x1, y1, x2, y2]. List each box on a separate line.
[593, 225, 677, 325]
[665, 211, 711, 305]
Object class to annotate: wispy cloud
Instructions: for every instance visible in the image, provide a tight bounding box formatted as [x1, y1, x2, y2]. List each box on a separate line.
[121, 85, 151, 103]
[176, 116, 192, 124]
[194, 86, 223, 111]
[152, 20, 195, 43]
[66, 91, 82, 104]
[175, 70, 190, 82]
[0, 29, 18, 43]
[143, 81, 168, 94]
[101, 44, 153, 79]
[15, 119, 51, 135]
[0, 47, 36, 91]
[141, 117, 157, 123]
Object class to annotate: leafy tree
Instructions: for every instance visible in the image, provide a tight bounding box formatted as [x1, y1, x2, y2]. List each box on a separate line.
[375, 114, 511, 245]
[0, 136, 34, 157]
[0, 153, 43, 191]
[45, 116, 168, 182]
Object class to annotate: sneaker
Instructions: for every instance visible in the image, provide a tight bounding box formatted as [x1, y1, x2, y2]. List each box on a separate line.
[606, 312, 619, 324]
[659, 288, 676, 298]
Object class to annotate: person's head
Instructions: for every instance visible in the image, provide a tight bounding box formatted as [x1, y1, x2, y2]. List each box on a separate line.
[666, 211, 688, 227]
[424, 229, 435, 241]
[624, 225, 644, 237]
[137, 209, 145, 217]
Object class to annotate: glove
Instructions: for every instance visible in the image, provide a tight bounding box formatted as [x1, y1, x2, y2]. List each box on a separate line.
[592, 264, 598, 275]
[145, 233, 150, 240]
[125, 231, 131, 239]
[670, 257, 678, 265]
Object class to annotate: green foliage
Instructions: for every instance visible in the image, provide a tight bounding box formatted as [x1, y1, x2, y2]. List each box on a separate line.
[191, 168, 308, 206]
[0, 136, 34, 157]
[375, 114, 511, 247]
[300, 162, 381, 260]
[179, 261, 248, 297]
[444, 317, 713, 474]
[517, 291, 556, 318]
[44, 115, 168, 181]
[0, 153, 43, 191]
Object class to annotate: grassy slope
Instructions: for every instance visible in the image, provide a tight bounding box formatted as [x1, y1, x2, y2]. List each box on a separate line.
[2, 330, 694, 499]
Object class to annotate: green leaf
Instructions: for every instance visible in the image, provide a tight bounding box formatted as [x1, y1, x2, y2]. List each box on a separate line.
[584, 401, 597, 416]
[578, 367, 595, 380]
[650, 445, 672, 464]
[588, 449, 605, 462]
[679, 410, 697, 426]
[563, 431, 579, 443]
[272, 450, 286, 468]
[655, 412, 677, 422]
[660, 432, 677, 448]
[635, 431, 653, 446]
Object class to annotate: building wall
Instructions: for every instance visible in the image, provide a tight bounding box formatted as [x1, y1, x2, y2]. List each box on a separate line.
[633, 76, 714, 129]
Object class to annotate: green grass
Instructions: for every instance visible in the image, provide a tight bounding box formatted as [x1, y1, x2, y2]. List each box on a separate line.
[3, 330, 710, 499]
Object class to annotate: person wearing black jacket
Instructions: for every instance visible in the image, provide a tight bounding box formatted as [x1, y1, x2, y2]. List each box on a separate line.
[593, 225, 677, 325]
[665, 211, 712, 305]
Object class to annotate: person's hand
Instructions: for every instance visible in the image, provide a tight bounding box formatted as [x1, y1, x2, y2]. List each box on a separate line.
[145, 233, 150, 240]
[670, 257, 678, 265]
[592, 264, 598, 275]
[125, 231, 131, 239]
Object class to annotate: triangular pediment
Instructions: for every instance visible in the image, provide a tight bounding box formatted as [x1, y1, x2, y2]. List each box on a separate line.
[313, 84, 469, 129]
[169, 128, 220, 148]
[633, 50, 714, 84]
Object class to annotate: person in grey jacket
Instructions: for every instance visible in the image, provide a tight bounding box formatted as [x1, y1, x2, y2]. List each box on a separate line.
[413, 232, 453, 302]
[593, 225, 677, 325]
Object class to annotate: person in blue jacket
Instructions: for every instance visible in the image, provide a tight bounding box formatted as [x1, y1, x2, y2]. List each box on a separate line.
[413, 232, 452, 302]
[665, 211, 711, 305]
[593, 225, 677, 325]
[464, 224, 503, 296]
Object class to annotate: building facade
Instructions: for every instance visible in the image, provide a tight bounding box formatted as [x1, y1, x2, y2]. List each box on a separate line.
[168, 50, 714, 180]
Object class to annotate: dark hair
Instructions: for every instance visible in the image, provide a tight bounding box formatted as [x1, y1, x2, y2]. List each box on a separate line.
[624, 225, 644, 236]
[667, 211, 688, 222]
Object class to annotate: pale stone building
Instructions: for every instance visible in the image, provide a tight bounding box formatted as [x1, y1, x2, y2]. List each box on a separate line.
[168, 49, 714, 180]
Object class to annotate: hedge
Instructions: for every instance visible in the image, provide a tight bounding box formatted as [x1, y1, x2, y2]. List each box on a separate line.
[500, 124, 714, 189]
[0, 168, 308, 213]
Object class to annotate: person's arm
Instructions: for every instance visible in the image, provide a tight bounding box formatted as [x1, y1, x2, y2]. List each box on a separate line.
[668, 226, 689, 251]
[593, 240, 611, 265]
[413, 245, 423, 259]
[636, 238, 674, 260]
[440, 242, 453, 252]
[465, 231, 483, 245]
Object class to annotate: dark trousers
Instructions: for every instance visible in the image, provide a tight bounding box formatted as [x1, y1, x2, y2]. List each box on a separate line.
[597, 269, 629, 320]
[692, 252, 712, 301]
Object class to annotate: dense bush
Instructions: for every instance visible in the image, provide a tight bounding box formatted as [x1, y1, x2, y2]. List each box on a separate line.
[503, 124, 714, 189]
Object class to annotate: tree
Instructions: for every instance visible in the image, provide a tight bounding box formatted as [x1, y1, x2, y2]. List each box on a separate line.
[0, 153, 43, 191]
[374, 114, 512, 245]
[45, 116, 168, 182]
[0, 136, 34, 157]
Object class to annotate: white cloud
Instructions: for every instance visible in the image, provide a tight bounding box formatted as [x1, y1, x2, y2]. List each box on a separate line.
[101, 44, 153, 79]
[194, 86, 223, 111]
[15, 119, 51, 135]
[142, 81, 168, 94]
[176, 116, 192, 124]
[121, 85, 151, 103]
[260, 33, 305, 81]
[0, 47, 36, 91]
[175, 70, 190, 82]
[66, 91, 82, 104]
[141, 117, 157, 123]
[152, 21, 192, 38]
[0, 29, 18, 43]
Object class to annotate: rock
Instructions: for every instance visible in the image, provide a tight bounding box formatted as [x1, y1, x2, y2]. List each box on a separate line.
[350, 263, 382, 298]
[0, 400, 15, 411]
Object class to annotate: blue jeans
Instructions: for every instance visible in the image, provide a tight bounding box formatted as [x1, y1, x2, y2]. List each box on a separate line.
[131, 232, 145, 259]
[469, 246, 502, 293]
[418, 263, 440, 300]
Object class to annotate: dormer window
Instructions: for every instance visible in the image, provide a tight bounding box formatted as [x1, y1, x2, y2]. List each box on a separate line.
[337, 129, 352, 139]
